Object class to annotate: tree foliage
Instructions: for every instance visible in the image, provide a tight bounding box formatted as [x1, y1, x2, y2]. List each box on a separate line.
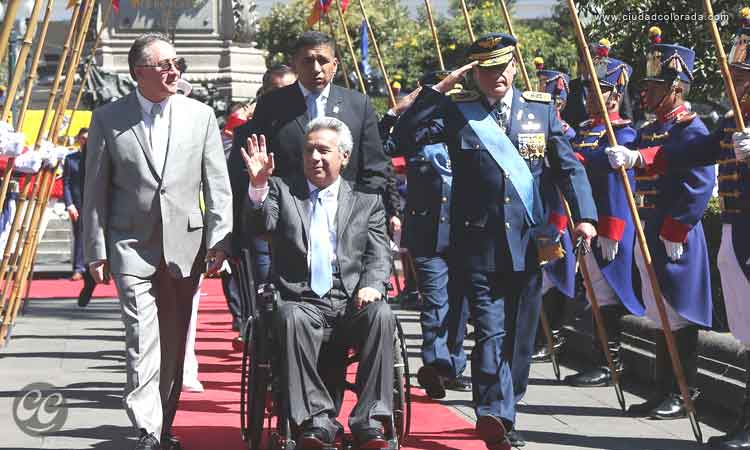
[576, 0, 741, 104]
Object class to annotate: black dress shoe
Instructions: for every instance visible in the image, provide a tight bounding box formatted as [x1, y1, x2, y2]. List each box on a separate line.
[507, 429, 526, 447]
[300, 427, 335, 448]
[650, 390, 700, 420]
[161, 432, 181, 450]
[444, 375, 472, 392]
[417, 365, 446, 399]
[475, 415, 511, 450]
[353, 427, 389, 449]
[710, 429, 750, 449]
[564, 367, 611, 387]
[77, 273, 96, 307]
[134, 430, 160, 450]
[627, 394, 667, 416]
[531, 345, 552, 363]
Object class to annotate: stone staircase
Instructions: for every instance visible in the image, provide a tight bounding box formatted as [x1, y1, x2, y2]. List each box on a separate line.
[34, 202, 73, 275]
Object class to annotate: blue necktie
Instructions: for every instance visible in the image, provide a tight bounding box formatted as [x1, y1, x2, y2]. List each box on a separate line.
[306, 92, 321, 120]
[309, 190, 333, 297]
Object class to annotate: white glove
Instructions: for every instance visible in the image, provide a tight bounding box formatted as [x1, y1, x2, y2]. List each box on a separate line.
[660, 236, 684, 261]
[732, 130, 750, 161]
[14, 150, 41, 174]
[597, 236, 619, 262]
[606, 145, 642, 169]
[1, 132, 25, 157]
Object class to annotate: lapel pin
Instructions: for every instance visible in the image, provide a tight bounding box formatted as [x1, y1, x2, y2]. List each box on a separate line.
[528, 113, 535, 120]
[332, 105, 340, 114]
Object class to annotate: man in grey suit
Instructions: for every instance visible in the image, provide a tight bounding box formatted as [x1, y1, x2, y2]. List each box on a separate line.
[241, 117, 394, 449]
[82, 33, 232, 450]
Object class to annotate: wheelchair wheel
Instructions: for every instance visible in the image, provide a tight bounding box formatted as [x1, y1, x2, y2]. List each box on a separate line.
[393, 316, 412, 444]
[240, 317, 254, 441]
[245, 326, 271, 450]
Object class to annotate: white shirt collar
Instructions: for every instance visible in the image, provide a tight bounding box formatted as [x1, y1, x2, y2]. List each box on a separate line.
[307, 176, 341, 200]
[298, 81, 332, 102]
[486, 86, 514, 110]
[136, 88, 171, 116]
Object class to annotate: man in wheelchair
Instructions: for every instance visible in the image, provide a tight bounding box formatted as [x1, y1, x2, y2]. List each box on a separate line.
[241, 117, 395, 449]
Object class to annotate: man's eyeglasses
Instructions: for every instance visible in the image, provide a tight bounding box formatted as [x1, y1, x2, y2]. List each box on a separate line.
[138, 57, 186, 73]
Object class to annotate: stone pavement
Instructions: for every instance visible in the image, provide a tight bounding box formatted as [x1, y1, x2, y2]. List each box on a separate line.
[0, 294, 734, 450]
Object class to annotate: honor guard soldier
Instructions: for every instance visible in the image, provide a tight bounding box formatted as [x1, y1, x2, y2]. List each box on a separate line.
[609, 13, 750, 448]
[532, 60, 577, 363]
[606, 29, 715, 420]
[381, 71, 472, 399]
[393, 33, 597, 449]
[562, 48, 645, 388]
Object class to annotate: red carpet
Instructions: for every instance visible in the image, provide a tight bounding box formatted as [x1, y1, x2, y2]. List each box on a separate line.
[29, 277, 481, 449]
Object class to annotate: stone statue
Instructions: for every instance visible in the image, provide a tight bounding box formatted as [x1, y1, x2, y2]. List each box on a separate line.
[232, 0, 259, 45]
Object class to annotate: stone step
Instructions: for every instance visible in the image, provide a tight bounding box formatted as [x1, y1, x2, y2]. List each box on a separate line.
[40, 229, 72, 240]
[36, 239, 71, 252]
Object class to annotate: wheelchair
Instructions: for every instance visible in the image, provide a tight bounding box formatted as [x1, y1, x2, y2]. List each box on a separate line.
[237, 249, 412, 450]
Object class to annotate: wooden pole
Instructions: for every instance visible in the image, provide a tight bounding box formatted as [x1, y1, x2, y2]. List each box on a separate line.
[65, 0, 113, 138]
[356, 0, 396, 107]
[703, 0, 745, 130]
[335, 0, 366, 94]
[325, 12, 351, 90]
[1, 0, 45, 121]
[0, 180, 33, 312]
[33, 0, 83, 147]
[16, 0, 56, 128]
[496, 0, 531, 90]
[51, 0, 96, 141]
[0, 0, 53, 214]
[565, 0, 702, 442]
[423, 0, 445, 71]
[458, 0, 475, 41]
[0, 0, 23, 63]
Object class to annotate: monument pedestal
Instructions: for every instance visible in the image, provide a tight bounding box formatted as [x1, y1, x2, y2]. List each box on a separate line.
[97, 0, 265, 101]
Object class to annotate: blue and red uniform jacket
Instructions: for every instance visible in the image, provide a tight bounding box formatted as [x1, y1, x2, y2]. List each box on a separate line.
[631, 105, 715, 327]
[541, 118, 577, 298]
[641, 112, 750, 282]
[571, 113, 644, 316]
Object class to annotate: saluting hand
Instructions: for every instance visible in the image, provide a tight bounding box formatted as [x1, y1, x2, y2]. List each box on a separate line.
[433, 61, 478, 94]
[391, 87, 422, 116]
[240, 134, 275, 188]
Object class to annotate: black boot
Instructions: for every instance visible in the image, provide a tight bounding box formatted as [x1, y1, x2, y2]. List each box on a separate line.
[709, 347, 750, 449]
[628, 331, 671, 416]
[565, 305, 623, 387]
[651, 326, 701, 420]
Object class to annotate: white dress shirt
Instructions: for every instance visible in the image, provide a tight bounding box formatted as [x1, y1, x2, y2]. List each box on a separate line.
[248, 177, 341, 270]
[298, 81, 332, 119]
[136, 89, 171, 172]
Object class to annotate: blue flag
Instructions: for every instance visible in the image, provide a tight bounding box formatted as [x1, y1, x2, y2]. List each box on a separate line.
[360, 20, 371, 77]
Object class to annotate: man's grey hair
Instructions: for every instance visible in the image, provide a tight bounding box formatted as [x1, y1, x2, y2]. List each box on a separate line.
[128, 32, 172, 81]
[306, 117, 353, 157]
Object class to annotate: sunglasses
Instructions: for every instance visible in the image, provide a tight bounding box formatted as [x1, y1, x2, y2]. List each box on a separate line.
[138, 57, 186, 73]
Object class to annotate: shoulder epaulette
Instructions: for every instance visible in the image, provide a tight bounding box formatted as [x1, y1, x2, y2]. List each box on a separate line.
[639, 119, 656, 130]
[611, 118, 633, 127]
[521, 91, 551, 103]
[449, 89, 480, 102]
[579, 118, 595, 128]
[674, 111, 697, 125]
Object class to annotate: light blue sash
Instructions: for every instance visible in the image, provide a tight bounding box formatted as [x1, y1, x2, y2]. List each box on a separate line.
[456, 101, 535, 223]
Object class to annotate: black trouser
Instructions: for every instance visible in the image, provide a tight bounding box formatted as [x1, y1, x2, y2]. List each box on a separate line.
[275, 281, 395, 436]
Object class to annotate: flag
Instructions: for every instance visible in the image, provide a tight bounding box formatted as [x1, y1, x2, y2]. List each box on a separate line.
[66, 0, 77, 9]
[307, 0, 331, 27]
[360, 20, 371, 77]
[112, 0, 120, 14]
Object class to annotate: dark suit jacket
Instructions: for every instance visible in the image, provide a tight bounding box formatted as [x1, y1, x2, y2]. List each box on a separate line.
[63, 150, 84, 209]
[229, 82, 390, 253]
[246, 177, 392, 302]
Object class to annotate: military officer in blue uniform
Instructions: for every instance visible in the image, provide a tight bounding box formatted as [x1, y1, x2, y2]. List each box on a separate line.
[609, 15, 750, 447]
[562, 51, 646, 388]
[532, 61, 577, 363]
[606, 34, 714, 420]
[380, 71, 472, 399]
[393, 33, 598, 449]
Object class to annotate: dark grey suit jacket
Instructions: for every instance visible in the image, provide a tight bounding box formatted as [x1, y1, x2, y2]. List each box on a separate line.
[246, 177, 391, 302]
[230, 81, 390, 253]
